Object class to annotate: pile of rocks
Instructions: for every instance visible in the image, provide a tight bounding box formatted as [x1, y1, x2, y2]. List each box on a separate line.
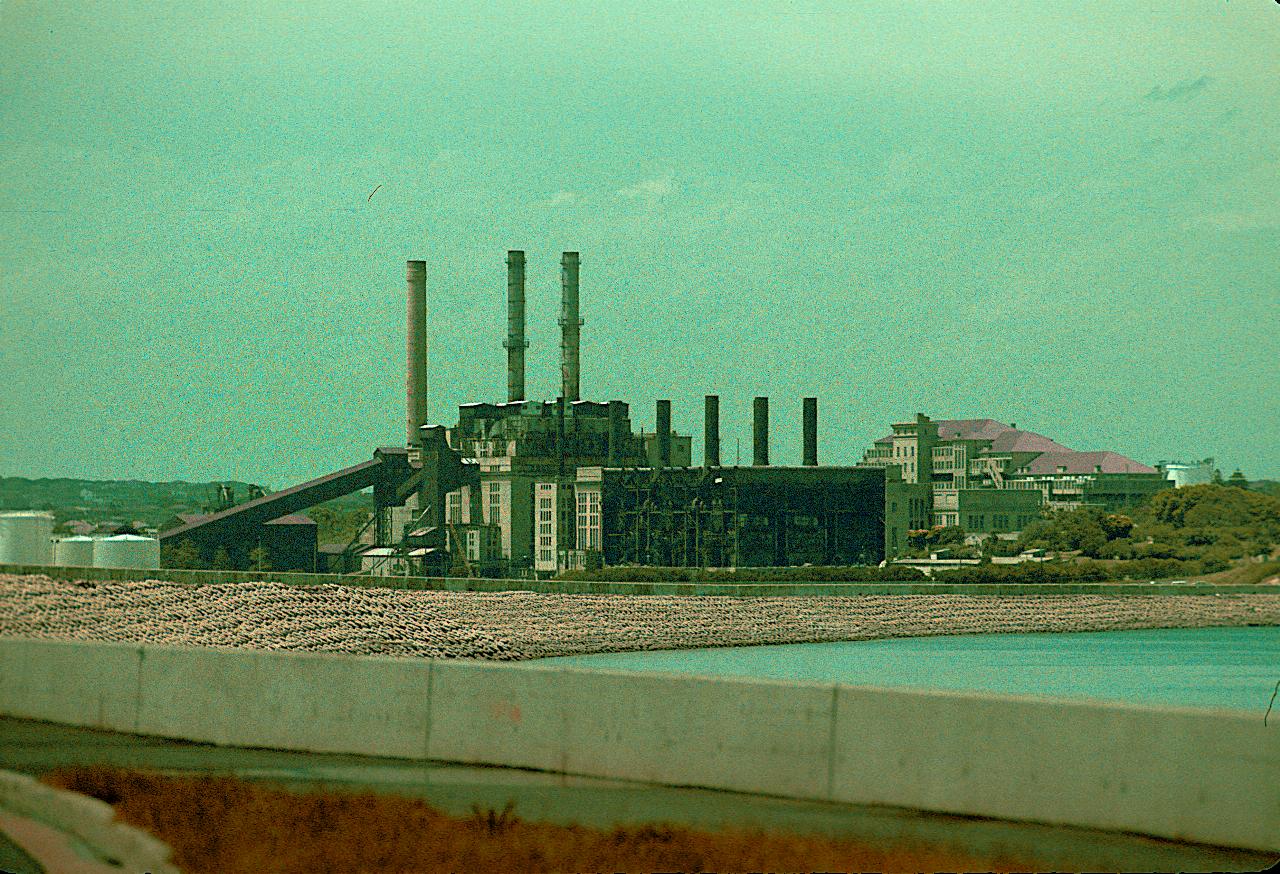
[1, 573, 1277, 661]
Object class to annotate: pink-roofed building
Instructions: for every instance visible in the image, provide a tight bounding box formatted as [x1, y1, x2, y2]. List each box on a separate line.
[864, 414, 1170, 554]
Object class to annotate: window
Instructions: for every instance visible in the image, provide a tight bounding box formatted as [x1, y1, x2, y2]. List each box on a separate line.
[487, 482, 501, 524]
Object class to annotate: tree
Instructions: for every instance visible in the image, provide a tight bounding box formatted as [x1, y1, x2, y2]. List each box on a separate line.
[211, 546, 234, 570]
[161, 539, 201, 569]
[1100, 513, 1135, 541]
[928, 525, 966, 547]
[247, 546, 271, 572]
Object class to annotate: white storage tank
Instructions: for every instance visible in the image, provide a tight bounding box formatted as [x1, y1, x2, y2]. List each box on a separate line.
[54, 535, 97, 567]
[94, 534, 161, 570]
[0, 511, 55, 565]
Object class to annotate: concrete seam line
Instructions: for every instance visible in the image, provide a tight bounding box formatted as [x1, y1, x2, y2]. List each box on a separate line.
[424, 657, 434, 759]
[133, 644, 144, 734]
[0, 769, 180, 874]
[826, 684, 838, 802]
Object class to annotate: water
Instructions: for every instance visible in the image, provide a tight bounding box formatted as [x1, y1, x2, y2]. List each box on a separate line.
[538, 627, 1280, 713]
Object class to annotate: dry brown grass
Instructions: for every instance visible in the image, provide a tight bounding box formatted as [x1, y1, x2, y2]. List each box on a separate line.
[45, 765, 1037, 873]
[1194, 560, 1280, 587]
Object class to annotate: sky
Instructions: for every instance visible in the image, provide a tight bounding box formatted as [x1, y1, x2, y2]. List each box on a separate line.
[1, 1, 1277, 487]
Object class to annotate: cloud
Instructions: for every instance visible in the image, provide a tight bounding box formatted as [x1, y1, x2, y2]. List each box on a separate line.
[544, 190, 577, 206]
[616, 173, 677, 200]
[1142, 75, 1211, 102]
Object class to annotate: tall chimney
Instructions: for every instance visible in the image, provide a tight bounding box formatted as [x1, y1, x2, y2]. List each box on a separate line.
[556, 396, 566, 478]
[560, 251, 582, 402]
[607, 400, 626, 466]
[704, 394, 720, 467]
[753, 396, 769, 466]
[406, 260, 428, 446]
[803, 397, 818, 466]
[656, 399, 672, 468]
[504, 250, 527, 403]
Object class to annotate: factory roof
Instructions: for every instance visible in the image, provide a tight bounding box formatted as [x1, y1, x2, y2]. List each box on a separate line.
[265, 514, 317, 526]
[175, 511, 315, 527]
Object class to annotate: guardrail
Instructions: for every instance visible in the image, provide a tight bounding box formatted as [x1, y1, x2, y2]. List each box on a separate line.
[2, 563, 1275, 596]
[0, 637, 1276, 852]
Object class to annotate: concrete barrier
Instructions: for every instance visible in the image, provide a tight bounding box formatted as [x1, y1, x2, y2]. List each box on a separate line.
[3, 562, 1274, 595]
[429, 662, 835, 797]
[0, 637, 141, 732]
[135, 646, 432, 759]
[829, 685, 1280, 852]
[0, 636, 1275, 852]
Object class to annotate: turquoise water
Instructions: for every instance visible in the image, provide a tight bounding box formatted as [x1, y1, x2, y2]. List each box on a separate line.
[538, 627, 1280, 712]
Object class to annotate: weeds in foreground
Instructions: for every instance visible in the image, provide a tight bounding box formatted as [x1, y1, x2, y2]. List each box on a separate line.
[45, 765, 1036, 874]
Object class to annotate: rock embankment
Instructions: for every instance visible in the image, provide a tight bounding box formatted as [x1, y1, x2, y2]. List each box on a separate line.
[2, 573, 1278, 660]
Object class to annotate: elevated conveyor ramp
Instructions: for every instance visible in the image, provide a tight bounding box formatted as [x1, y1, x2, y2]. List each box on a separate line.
[159, 447, 417, 548]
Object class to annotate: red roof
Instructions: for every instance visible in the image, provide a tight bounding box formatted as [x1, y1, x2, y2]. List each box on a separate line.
[987, 429, 1072, 454]
[1021, 451, 1158, 475]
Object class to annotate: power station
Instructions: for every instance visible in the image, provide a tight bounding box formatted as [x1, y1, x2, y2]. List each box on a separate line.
[159, 251, 893, 575]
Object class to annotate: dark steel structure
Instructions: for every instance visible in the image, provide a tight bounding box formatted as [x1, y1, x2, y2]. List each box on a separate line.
[598, 465, 885, 568]
[656, 399, 672, 468]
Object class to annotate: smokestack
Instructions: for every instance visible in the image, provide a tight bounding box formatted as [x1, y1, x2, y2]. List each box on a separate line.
[504, 250, 527, 403]
[753, 396, 769, 466]
[656, 400, 671, 468]
[556, 396, 566, 478]
[607, 400, 626, 466]
[704, 394, 720, 468]
[560, 251, 582, 402]
[406, 260, 428, 447]
[803, 397, 818, 466]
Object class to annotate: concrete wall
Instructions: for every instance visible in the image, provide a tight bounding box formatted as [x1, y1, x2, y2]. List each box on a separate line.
[2, 562, 1273, 596]
[0, 636, 1275, 852]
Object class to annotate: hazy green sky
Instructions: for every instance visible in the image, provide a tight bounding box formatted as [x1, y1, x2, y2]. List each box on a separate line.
[2, 1, 1277, 485]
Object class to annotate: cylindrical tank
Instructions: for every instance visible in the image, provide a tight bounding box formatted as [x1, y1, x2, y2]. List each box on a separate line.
[94, 534, 161, 569]
[0, 511, 55, 565]
[54, 535, 96, 567]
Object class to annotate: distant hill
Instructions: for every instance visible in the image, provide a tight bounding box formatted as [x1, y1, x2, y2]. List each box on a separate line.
[0, 476, 264, 530]
[0, 476, 375, 533]
[1251, 480, 1280, 498]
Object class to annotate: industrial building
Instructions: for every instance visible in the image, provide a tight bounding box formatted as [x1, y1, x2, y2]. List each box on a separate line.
[161, 250, 890, 575]
[861, 414, 1172, 556]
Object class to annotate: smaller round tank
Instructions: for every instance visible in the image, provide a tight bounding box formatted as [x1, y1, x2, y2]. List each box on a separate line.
[94, 534, 161, 569]
[0, 511, 55, 565]
[54, 535, 97, 567]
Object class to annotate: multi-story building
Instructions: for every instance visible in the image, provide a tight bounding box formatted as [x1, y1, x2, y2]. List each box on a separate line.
[437, 399, 689, 574]
[863, 415, 1170, 552]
